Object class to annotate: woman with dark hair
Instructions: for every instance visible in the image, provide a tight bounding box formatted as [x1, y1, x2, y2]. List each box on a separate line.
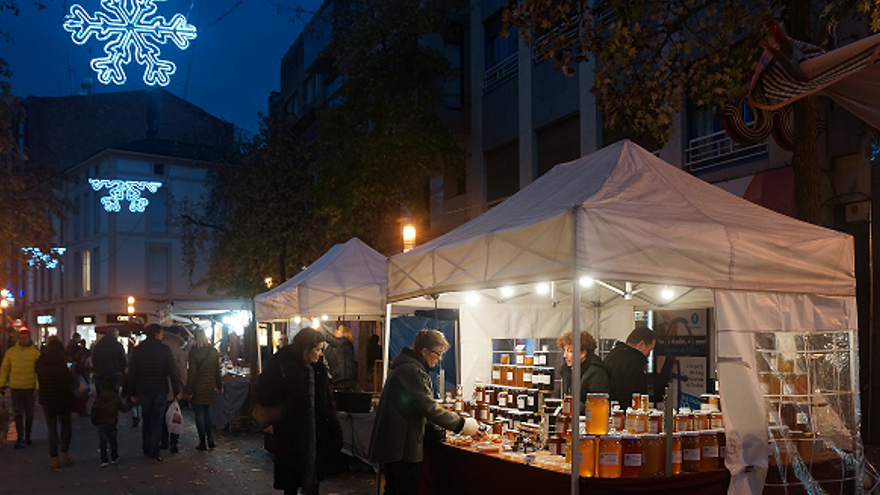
[35, 337, 76, 469]
[255, 327, 343, 495]
[557, 331, 610, 414]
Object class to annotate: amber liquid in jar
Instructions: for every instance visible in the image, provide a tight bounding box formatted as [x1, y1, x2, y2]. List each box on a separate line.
[525, 355, 534, 366]
[506, 366, 515, 385]
[585, 393, 610, 435]
[625, 408, 647, 434]
[598, 436, 622, 478]
[694, 412, 711, 431]
[497, 389, 508, 408]
[641, 434, 664, 477]
[710, 411, 724, 429]
[610, 407, 625, 431]
[579, 435, 598, 477]
[500, 354, 511, 365]
[513, 366, 524, 388]
[671, 433, 682, 475]
[648, 411, 663, 434]
[681, 432, 701, 472]
[699, 430, 720, 471]
[492, 364, 502, 385]
[620, 434, 642, 478]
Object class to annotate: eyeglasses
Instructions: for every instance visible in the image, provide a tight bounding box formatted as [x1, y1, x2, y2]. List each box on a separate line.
[430, 350, 445, 359]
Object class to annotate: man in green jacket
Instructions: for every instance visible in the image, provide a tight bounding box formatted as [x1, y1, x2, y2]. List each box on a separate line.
[0, 327, 41, 449]
[369, 329, 478, 495]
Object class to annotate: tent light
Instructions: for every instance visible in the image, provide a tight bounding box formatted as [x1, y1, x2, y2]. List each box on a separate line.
[293, 316, 301, 324]
[466, 292, 480, 305]
[536, 283, 549, 295]
[579, 277, 594, 287]
[661, 286, 674, 301]
[311, 318, 321, 329]
[321, 314, 328, 321]
[500, 286, 514, 298]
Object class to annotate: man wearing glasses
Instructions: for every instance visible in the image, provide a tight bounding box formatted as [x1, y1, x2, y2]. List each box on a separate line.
[369, 329, 478, 494]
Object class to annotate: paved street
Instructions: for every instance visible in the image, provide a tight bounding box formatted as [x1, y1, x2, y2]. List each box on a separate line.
[0, 403, 377, 495]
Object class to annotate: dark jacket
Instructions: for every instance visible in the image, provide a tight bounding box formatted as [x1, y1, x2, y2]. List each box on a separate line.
[603, 341, 649, 405]
[128, 337, 181, 398]
[34, 349, 75, 414]
[322, 331, 357, 386]
[185, 345, 222, 405]
[369, 347, 465, 465]
[560, 353, 611, 414]
[91, 335, 126, 379]
[91, 389, 132, 426]
[254, 345, 343, 490]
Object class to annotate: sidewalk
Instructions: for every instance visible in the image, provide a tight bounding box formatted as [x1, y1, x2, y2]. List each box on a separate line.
[0, 402, 377, 494]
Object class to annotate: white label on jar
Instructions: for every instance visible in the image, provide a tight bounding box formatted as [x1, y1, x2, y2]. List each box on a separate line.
[524, 371, 532, 383]
[611, 417, 623, 430]
[527, 395, 535, 407]
[648, 422, 660, 434]
[599, 452, 619, 465]
[625, 418, 636, 432]
[518, 396, 526, 409]
[624, 453, 641, 467]
[492, 370, 501, 381]
[683, 448, 700, 461]
[516, 354, 524, 365]
[703, 445, 718, 458]
[498, 396, 507, 407]
[507, 370, 514, 381]
[672, 450, 682, 464]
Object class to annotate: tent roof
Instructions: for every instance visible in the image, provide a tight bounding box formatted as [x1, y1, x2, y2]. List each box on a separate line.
[255, 238, 388, 320]
[388, 140, 855, 302]
[165, 299, 252, 316]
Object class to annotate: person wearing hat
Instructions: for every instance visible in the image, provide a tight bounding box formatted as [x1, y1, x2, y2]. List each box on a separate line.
[0, 327, 41, 449]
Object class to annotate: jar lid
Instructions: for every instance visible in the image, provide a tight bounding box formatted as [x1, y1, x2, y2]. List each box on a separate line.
[682, 431, 699, 437]
[587, 393, 609, 398]
[580, 434, 597, 440]
[619, 433, 639, 440]
[650, 411, 664, 417]
[699, 429, 716, 435]
[642, 433, 660, 439]
[600, 435, 621, 440]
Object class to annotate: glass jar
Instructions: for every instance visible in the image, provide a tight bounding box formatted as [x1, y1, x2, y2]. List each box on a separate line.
[515, 344, 525, 365]
[578, 435, 598, 477]
[674, 409, 689, 432]
[492, 363, 502, 385]
[610, 406, 625, 432]
[556, 415, 571, 438]
[716, 428, 726, 461]
[620, 434, 642, 478]
[505, 365, 515, 385]
[699, 430, 720, 471]
[641, 433, 664, 477]
[497, 389, 509, 408]
[585, 393, 610, 435]
[523, 366, 533, 387]
[632, 393, 641, 411]
[475, 403, 490, 422]
[548, 435, 564, 456]
[500, 353, 511, 365]
[485, 386, 496, 406]
[710, 411, 724, 429]
[625, 408, 647, 434]
[514, 366, 525, 388]
[694, 411, 710, 431]
[648, 410, 663, 434]
[525, 354, 534, 366]
[598, 435, 623, 478]
[517, 390, 528, 411]
[640, 394, 649, 412]
[681, 432, 701, 472]
[563, 395, 573, 417]
[474, 381, 485, 404]
[526, 389, 537, 412]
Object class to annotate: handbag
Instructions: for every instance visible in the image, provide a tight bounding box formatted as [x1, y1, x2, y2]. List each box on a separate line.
[251, 402, 284, 431]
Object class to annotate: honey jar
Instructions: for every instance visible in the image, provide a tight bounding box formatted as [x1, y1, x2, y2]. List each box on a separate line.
[598, 435, 623, 478]
[497, 389, 509, 408]
[474, 381, 485, 404]
[500, 353, 511, 365]
[625, 407, 647, 434]
[525, 354, 534, 366]
[610, 406, 625, 431]
[632, 393, 641, 411]
[640, 394, 649, 412]
[549, 435, 565, 456]
[673, 409, 689, 432]
[641, 433, 664, 477]
[585, 393, 610, 435]
[523, 367, 533, 387]
[515, 344, 525, 365]
[513, 366, 525, 388]
[709, 411, 724, 429]
[671, 432, 682, 475]
[475, 403, 490, 422]
[485, 386, 496, 406]
[505, 365, 515, 385]
[699, 430, 720, 471]
[492, 364, 502, 385]
[681, 432, 701, 472]
[620, 434, 642, 478]
[563, 395, 572, 417]
[648, 410, 663, 434]
[578, 435, 598, 477]
[716, 428, 726, 461]
[694, 411, 710, 431]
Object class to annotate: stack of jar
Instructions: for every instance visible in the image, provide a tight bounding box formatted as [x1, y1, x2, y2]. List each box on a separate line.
[487, 346, 545, 427]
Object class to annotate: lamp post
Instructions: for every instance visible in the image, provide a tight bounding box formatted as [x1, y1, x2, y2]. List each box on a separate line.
[402, 224, 416, 252]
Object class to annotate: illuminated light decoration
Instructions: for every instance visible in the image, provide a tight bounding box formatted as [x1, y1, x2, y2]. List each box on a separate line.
[465, 292, 480, 305]
[63, 0, 197, 87]
[22, 247, 67, 269]
[579, 277, 594, 288]
[89, 179, 162, 212]
[661, 286, 674, 301]
[500, 286, 514, 298]
[293, 316, 302, 324]
[536, 283, 549, 295]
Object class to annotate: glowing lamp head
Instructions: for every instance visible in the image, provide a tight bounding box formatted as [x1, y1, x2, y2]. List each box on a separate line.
[293, 316, 302, 324]
[0, 299, 7, 309]
[579, 277, 594, 288]
[500, 286, 514, 298]
[536, 283, 549, 295]
[466, 292, 480, 305]
[127, 296, 135, 305]
[402, 224, 416, 252]
[265, 277, 273, 288]
[321, 314, 328, 321]
[661, 287, 674, 301]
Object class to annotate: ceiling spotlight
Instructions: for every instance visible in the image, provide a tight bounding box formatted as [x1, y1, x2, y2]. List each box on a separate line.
[579, 277, 594, 287]
[293, 316, 302, 324]
[500, 286, 514, 298]
[321, 314, 329, 321]
[466, 292, 480, 305]
[661, 286, 674, 301]
[536, 283, 549, 295]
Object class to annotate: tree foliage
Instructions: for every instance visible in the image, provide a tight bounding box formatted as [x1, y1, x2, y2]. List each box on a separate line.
[505, 0, 880, 224]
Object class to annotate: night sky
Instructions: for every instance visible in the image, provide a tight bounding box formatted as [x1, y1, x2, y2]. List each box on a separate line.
[1, 0, 320, 134]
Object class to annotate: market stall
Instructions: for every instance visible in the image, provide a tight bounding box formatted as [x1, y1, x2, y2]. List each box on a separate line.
[386, 140, 860, 494]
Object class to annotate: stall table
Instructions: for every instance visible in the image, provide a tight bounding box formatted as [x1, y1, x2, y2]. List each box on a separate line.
[419, 443, 729, 495]
[211, 376, 251, 431]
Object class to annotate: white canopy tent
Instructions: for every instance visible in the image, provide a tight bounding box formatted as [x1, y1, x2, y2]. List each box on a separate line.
[387, 140, 859, 494]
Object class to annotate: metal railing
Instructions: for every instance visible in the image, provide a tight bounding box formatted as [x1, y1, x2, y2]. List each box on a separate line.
[684, 128, 768, 173]
[483, 53, 519, 92]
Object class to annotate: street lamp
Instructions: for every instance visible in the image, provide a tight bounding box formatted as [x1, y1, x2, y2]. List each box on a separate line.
[0, 298, 7, 328]
[403, 224, 416, 252]
[127, 296, 135, 315]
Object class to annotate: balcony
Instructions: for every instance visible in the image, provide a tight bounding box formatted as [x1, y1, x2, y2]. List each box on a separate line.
[685, 128, 768, 174]
[483, 53, 519, 92]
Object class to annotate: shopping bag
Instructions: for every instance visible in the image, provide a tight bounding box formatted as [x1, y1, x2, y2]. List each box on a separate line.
[165, 400, 184, 435]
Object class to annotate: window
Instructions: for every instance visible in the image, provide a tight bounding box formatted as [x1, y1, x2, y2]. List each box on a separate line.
[485, 12, 518, 70]
[148, 246, 167, 294]
[91, 247, 99, 295]
[149, 189, 167, 234]
[82, 249, 91, 295]
[536, 115, 580, 178]
[74, 251, 81, 297]
[485, 141, 520, 205]
[444, 26, 464, 109]
[153, 163, 165, 175]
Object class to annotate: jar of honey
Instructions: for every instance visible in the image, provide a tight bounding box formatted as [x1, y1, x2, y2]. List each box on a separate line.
[694, 411, 710, 431]
[710, 411, 724, 429]
[475, 403, 490, 422]
[525, 354, 534, 366]
[500, 353, 511, 365]
[492, 364, 502, 385]
[563, 395, 573, 417]
[610, 406, 625, 431]
[497, 389, 509, 408]
[625, 408, 647, 434]
[699, 430, 720, 471]
[585, 393, 610, 435]
[505, 365, 515, 385]
[715, 428, 726, 461]
[632, 393, 641, 411]
[598, 435, 623, 478]
[640, 394, 649, 412]
[681, 432, 701, 472]
[474, 381, 485, 404]
[671, 432, 682, 475]
[549, 435, 565, 456]
[641, 433, 663, 477]
[515, 344, 525, 365]
[673, 409, 689, 432]
[620, 434, 642, 477]
[514, 366, 525, 388]
[648, 410, 663, 434]
[485, 386, 496, 406]
[578, 435, 598, 477]
[523, 367, 533, 387]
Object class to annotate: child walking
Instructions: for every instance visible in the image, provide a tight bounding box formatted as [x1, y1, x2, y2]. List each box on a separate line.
[91, 376, 132, 467]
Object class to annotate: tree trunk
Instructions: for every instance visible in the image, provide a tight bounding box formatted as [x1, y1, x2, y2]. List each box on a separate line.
[790, 96, 822, 225]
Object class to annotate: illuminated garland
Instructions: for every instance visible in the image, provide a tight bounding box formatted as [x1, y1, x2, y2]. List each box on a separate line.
[22, 247, 67, 269]
[89, 179, 163, 213]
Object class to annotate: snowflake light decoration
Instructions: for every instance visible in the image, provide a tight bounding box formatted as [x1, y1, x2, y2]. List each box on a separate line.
[63, 0, 197, 87]
[89, 179, 163, 213]
[22, 247, 68, 269]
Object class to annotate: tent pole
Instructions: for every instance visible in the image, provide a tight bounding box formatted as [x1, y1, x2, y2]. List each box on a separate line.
[572, 279, 581, 495]
[383, 303, 392, 386]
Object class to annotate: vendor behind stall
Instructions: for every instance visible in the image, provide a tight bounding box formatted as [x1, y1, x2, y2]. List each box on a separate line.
[603, 327, 655, 406]
[321, 325, 357, 391]
[557, 331, 609, 413]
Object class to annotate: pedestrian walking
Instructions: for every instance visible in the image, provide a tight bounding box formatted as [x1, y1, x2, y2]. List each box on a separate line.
[0, 327, 41, 449]
[369, 329, 478, 495]
[160, 325, 188, 453]
[255, 327, 343, 495]
[184, 329, 222, 451]
[91, 327, 127, 393]
[91, 375, 132, 467]
[127, 324, 181, 462]
[34, 337, 75, 469]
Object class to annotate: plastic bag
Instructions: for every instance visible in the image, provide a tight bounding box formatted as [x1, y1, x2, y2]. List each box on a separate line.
[165, 399, 184, 435]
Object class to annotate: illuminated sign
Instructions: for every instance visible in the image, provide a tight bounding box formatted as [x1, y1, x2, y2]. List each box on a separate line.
[63, 0, 197, 87]
[89, 179, 162, 213]
[22, 247, 67, 268]
[107, 314, 147, 323]
[37, 315, 55, 325]
[76, 315, 95, 325]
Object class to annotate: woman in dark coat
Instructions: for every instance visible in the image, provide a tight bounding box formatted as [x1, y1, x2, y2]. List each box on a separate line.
[255, 328, 343, 495]
[34, 337, 76, 469]
[557, 331, 610, 414]
[184, 329, 222, 451]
